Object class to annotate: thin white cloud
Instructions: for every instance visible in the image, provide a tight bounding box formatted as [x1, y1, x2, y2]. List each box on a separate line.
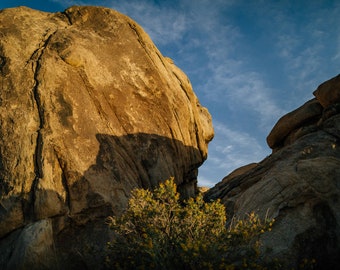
[213, 121, 265, 166]
[152, 1, 284, 131]
[203, 65, 284, 130]
[198, 120, 268, 187]
[109, 1, 189, 45]
[270, 1, 340, 97]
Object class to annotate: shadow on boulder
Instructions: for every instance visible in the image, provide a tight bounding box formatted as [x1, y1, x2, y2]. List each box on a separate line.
[0, 132, 204, 269]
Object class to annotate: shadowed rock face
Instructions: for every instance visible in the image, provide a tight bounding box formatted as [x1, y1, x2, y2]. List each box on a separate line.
[0, 6, 213, 269]
[205, 74, 340, 269]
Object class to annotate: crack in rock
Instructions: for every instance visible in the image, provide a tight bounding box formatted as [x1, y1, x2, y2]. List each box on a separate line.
[26, 31, 57, 221]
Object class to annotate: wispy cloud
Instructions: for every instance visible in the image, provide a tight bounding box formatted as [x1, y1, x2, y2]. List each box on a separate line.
[203, 65, 284, 130]
[198, 120, 268, 187]
[269, 1, 340, 98]
[107, 0, 189, 45]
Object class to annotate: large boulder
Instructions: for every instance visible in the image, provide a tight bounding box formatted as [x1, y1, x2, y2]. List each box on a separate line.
[206, 75, 340, 269]
[0, 6, 213, 269]
[267, 74, 340, 151]
[266, 98, 323, 150]
[313, 74, 340, 108]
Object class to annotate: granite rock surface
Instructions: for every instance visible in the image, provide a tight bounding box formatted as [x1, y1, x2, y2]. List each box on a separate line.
[0, 6, 213, 269]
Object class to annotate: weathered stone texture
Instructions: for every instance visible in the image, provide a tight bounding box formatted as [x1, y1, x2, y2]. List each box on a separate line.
[0, 6, 213, 269]
[313, 74, 340, 108]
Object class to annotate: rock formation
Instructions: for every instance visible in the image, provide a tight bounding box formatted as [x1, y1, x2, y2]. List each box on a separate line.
[205, 74, 340, 269]
[0, 6, 213, 269]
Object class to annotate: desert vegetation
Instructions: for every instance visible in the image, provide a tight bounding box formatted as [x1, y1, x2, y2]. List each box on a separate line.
[107, 178, 275, 269]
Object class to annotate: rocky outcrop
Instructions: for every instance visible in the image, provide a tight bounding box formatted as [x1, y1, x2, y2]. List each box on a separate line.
[0, 6, 213, 269]
[205, 74, 340, 269]
[313, 74, 340, 108]
[266, 98, 323, 150]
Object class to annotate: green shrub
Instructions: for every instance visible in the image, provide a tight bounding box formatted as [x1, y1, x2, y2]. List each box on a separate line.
[107, 178, 274, 269]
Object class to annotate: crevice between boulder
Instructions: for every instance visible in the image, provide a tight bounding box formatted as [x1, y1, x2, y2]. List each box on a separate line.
[26, 31, 56, 221]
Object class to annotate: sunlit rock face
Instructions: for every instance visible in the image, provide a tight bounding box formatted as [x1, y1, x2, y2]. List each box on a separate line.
[205, 74, 340, 269]
[0, 6, 213, 269]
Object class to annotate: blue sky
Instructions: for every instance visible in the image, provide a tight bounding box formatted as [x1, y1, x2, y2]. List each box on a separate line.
[1, 0, 340, 187]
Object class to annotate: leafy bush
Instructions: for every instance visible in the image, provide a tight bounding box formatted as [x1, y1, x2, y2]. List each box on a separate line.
[107, 178, 274, 269]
